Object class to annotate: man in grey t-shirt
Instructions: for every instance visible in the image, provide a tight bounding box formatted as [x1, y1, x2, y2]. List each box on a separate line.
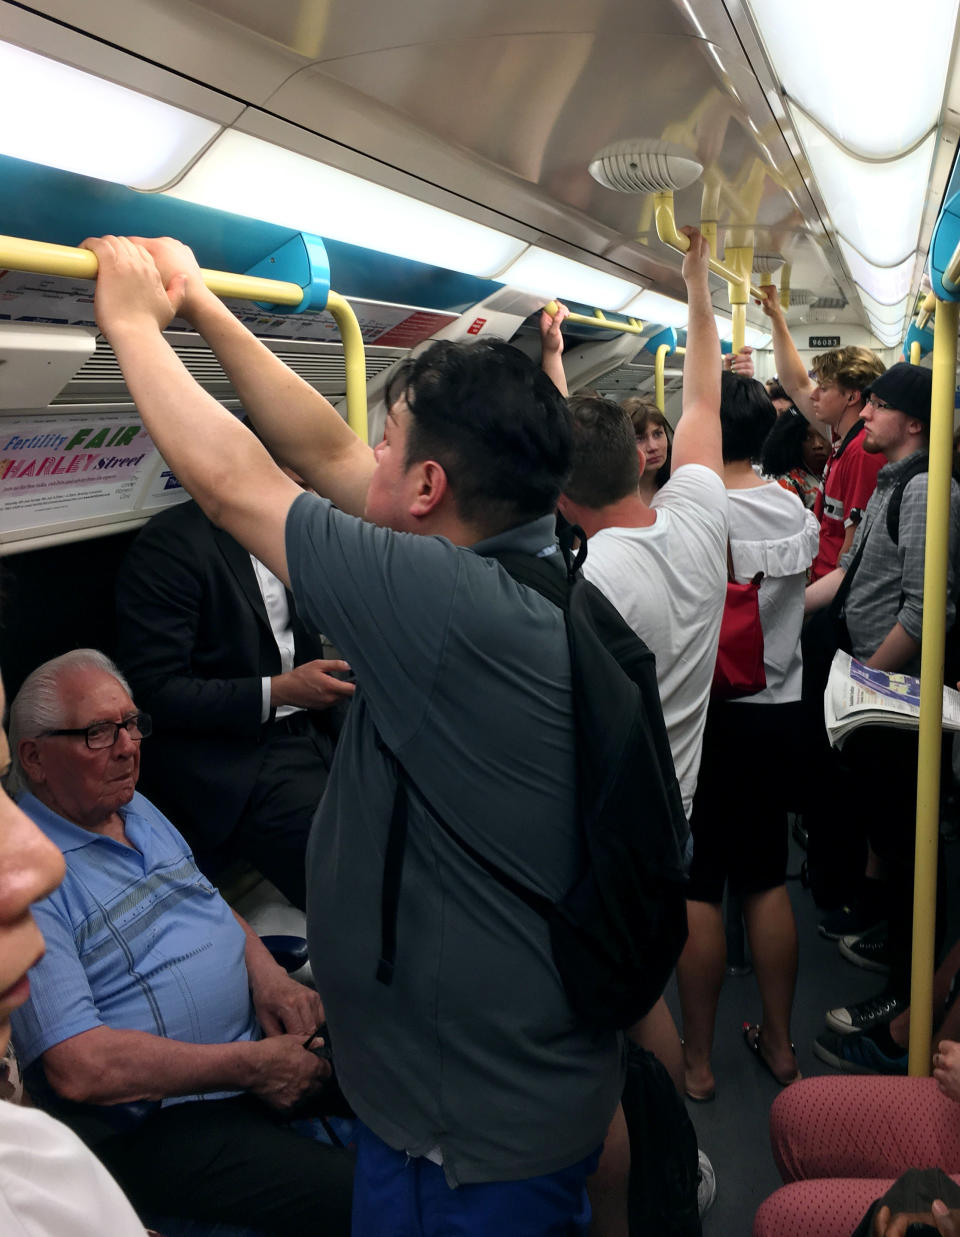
[76, 230, 685, 1233]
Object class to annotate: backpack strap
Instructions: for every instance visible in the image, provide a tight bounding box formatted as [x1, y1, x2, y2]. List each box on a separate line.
[885, 453, 930, 546]
[374, 731, 555, 988]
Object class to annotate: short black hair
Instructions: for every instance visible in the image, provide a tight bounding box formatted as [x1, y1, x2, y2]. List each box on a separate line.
[760, 407, 808, 476]
[384, 339, 571, 537]
[720, 372, 777, 463]
[564, 394, 639, 509]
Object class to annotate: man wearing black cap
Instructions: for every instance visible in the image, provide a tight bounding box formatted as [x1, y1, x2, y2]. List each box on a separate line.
[806, 363, 960, 1072]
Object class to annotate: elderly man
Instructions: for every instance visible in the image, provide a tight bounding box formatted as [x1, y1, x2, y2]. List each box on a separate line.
[7, 648, 353, 1236]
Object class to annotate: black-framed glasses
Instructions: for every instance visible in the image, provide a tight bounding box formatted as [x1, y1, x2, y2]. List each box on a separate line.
[866, 394, 893, 411]
[41, 712, 152, 750]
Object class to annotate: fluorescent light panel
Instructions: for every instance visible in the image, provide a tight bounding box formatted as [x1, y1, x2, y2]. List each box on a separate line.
[791, 110, 935, 267]
[838, 239, 916, 306]
[746, 0, 959, 157]
[857, 289, 910, 328]
[0, 41, 220, 190]
[620, 289, 688, 328]
[744, 327, 772, 349]
[171, 130, 528, 281]
[497, 247, 640, 310]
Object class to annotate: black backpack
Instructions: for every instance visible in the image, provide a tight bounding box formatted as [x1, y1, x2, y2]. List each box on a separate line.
[622, 1045, 702, 1237]
[374, 534, 690, 1031]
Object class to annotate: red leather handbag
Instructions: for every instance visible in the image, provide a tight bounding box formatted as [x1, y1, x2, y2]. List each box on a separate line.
[711, 542, 766, 701]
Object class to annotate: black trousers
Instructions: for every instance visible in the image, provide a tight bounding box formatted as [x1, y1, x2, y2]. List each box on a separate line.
[206, 722, 334, 910]
[98, 1095, 353, 1236]
[807, 726, 949, 997]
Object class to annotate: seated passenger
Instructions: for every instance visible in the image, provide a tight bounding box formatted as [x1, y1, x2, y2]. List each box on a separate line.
[7, 649, 353, 1236]
[753, 1050, 960, 1237]
[0, 666, 149, 1236]
[115, 490, 354, 910]
[677, 373, 819, 1098]
[760, 406, 830, 510]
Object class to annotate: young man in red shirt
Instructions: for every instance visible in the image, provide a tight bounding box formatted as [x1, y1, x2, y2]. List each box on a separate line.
[759, 286, 885, 581]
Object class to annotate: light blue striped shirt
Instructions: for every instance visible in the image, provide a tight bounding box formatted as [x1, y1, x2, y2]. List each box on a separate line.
[11, 791, 257, 1103]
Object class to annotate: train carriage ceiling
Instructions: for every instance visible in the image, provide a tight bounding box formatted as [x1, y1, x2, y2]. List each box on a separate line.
[4, 0, 960, 345]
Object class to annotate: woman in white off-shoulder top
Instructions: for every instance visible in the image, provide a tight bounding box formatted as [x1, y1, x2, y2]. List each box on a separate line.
[678, 373, 819, 1105]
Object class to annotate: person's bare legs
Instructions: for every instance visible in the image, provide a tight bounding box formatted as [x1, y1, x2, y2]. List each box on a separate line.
[676, 899, 725, 1099]
[629, 996, 685, 1094]
[742, 885, 799, 1083]
[587, 1103, 630, 1237]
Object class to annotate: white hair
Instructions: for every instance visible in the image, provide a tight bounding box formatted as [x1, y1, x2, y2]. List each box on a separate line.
[6, 649, 132, 797]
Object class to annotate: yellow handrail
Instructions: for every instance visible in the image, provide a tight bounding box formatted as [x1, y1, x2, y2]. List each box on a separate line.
[325, 291, 368, 444]
[916, 291, 937, 332]
[908, 294, 958, 1076]
[910, 339, 922, 365]
[653, 192, 767, 303]
[543, 300, 646, 336]
[0, 233, 369, 441]
[654, 342, 686, 412]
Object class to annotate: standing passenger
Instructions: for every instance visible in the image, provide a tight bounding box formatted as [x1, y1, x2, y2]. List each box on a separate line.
[79, 233, 628, 1236]
[758, 284, 885, 580]
[115, 495, 353, 909]
[677, 373, 819, 1098]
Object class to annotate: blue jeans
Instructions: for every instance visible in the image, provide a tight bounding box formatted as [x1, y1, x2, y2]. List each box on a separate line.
[351, 1121, 600, 1236]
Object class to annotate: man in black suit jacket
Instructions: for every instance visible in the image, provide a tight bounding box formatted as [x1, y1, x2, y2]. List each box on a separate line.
[115, 498, 354, 908]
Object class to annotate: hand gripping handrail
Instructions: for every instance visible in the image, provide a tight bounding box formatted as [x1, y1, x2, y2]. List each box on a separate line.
[0, 234, 369, 443]
[653, 193, 768, 302]
[543, 300, 646, 336]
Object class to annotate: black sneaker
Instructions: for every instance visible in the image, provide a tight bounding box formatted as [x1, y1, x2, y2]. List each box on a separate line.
[825, 992, 907, 1035]
[819, 906, 886, 941]
[813, 1029, 907, 1075]
[838, 924, 890, 974]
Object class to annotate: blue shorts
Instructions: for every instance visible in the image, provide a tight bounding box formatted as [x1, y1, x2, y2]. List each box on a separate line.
[351, 1122, 600, 1237]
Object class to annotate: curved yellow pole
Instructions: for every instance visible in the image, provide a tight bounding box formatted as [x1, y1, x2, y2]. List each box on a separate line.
[910, 339, 922, 365]
[779, 262, 791, 311]
[326, 291, 368, 443]
[909, 295, 959, 1076]
[653, 344, 686, 413]
[917, 292, 937, 331]
[653, 193, 766, 300]
[655, 343, 670, 412]
[543, 300, 646, 336]
[0, 233, 370, 442]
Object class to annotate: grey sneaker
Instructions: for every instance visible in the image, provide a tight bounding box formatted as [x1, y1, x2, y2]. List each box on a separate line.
[697, 1148, 717, 1218]
[826, 992, 907, 1035]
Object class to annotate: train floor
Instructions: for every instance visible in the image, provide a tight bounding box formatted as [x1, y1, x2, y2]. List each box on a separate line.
[671, 827, 960, 1237]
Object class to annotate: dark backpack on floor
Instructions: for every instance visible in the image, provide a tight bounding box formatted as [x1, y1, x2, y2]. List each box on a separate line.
[375, 534, 690, 1031]
[623, 1045, 702, 1237]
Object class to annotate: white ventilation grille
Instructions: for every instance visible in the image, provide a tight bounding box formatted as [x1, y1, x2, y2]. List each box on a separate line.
[52, 334, 402, 404]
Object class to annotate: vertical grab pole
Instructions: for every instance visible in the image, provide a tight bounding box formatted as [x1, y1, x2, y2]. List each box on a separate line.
[910, 339, 923, 366]
[655, 344, 670, 412]
[326, 291, 369, 444]
[908, 295, 958, 1075]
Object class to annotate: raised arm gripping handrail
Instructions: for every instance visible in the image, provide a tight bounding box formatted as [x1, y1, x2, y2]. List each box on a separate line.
[0, 234, 369, 442]
[543, 300, 646, 336]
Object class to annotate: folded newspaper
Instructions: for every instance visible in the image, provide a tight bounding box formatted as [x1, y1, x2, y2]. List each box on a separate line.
[825, 650, 960, 748]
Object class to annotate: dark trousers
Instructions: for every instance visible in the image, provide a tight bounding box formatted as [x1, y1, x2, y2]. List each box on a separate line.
[98, 1095, 353, 1236]
[808, 726, 949, 997]
[210, 722, 333, 910]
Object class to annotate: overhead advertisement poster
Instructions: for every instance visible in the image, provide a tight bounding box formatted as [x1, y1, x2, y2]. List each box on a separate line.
[0, 412, 185, 541]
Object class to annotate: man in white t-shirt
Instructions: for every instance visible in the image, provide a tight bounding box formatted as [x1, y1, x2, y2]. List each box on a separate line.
[541, 230, 728, 826]
[541, 230, 726, 1232]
